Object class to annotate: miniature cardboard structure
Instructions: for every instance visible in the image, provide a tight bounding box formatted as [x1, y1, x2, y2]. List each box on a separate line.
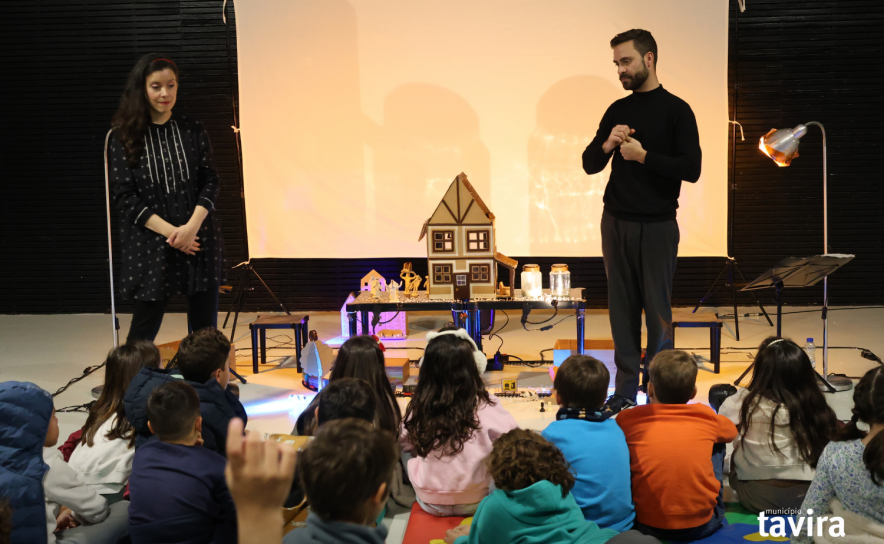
[552, 339, 617, 388]
[418, 173, 516, 299]
[339, 269, 409, 339]
[300, 331, 334, 390]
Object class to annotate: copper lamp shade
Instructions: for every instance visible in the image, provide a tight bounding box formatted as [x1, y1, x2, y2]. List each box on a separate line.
[758, 124, 809, 167]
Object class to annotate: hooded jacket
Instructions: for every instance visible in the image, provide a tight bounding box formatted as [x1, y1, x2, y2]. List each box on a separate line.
[283, 513, 388, 544]
[719, 388, 815, 481]
[123, 367, 247, 455]
[453, 480, 618, 544]
[0, 381, 54, 544]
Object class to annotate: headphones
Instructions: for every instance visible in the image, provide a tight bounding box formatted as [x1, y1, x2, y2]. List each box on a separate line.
[418, 328, 487, 374]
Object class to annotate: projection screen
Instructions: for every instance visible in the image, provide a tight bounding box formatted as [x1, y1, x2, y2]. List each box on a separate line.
[235, 0, 728, 258]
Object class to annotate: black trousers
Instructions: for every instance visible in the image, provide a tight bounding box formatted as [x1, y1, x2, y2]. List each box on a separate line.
[126, 289, 219, 344]
[601, 211, 679, 400]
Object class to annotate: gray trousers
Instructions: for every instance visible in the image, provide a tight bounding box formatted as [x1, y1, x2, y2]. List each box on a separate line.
[601, 211, 679, 399]
[55, 500, 129, 544]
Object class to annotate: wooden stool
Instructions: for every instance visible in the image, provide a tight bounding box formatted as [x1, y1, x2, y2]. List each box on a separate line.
[248, 315, 309, 373]
[672, 312, 723, 373]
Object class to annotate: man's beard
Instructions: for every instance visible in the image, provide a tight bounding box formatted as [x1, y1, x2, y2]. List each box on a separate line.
[620, 65, 649, 90]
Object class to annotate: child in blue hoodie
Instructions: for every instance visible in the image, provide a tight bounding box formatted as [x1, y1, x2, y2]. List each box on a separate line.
[445, 429, 656, 544]
[542, 355, 635, 531]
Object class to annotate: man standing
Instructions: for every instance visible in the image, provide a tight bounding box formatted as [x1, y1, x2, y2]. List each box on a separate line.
[583, 29, 702, 413]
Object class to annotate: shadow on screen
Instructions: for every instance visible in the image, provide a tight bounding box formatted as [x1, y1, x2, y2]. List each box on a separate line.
[528, 75, 622, 255]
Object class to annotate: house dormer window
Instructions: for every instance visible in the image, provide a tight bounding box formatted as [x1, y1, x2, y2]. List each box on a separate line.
[433, 231, 455, 253]
[466, 230, 490, 252]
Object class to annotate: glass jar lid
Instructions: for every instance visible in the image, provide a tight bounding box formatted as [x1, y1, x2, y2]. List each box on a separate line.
[551, 264, 569, 272]
[523, 264, 540, 272]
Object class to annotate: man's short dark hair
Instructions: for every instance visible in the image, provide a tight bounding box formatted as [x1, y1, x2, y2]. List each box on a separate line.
[611, 29, 658, 67]
[298, 419, 398, 522]
[649, 350, 698, 404]
[317, 378, 377, 426]
[177, 328, 230, 384]
[554, 355, 610, 409]
[147, 381, 201, 441]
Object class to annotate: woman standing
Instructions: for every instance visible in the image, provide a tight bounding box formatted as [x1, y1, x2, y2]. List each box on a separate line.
[110, 54, 225, 342]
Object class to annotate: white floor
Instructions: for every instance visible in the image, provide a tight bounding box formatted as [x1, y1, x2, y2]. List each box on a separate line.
[1, 306, 881, 542]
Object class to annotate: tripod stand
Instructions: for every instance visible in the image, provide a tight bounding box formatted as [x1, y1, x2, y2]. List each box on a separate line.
[222, 261, 291, 344]
[693, 257, 773, 341]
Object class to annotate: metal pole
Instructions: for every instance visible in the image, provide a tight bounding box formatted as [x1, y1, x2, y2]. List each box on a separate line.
[103, 129, 120, 348]
[806, 122, 827, 376]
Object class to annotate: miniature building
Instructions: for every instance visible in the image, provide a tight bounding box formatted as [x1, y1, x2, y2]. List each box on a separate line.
[419, 173, 514, 300]
[360, 270, 386, 292]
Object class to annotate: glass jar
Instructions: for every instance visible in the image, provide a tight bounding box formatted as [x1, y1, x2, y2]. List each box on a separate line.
[549, 264, 571, 298]
[520, 264, 542, 298]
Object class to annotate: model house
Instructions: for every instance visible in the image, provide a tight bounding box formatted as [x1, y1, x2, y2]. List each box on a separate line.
[419, 173, 514, 299]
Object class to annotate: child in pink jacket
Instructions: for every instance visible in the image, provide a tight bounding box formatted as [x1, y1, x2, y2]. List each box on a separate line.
[400, 329, 519, 516]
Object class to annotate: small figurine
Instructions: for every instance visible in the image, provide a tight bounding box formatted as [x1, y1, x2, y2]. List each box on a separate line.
[401, 262, 421, 297]
[369, 275, 382, 298]
[388, 279, 401, 301]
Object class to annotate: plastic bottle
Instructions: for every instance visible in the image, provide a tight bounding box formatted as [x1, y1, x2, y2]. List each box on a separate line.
[804, 338, 816, 370]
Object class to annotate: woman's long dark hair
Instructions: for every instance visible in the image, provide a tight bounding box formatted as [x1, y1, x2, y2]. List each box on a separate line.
[329, 336, 401, 434]
[738, 337, 839, 468]
[112, 54, 178, 168]
[81, 341, 161, 447]
[404, 333, 492, 457]
[837, 366, 884, 485]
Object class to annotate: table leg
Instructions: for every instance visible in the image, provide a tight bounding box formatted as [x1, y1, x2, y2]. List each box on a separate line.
[251, 328, 259, 374]
[294, 324, 303, 373]
[576, 307, 586, 355]
[302, 316, 310, 347]
[471, 308, 483, 352]
[348, 312, 358, 337]
[360, 310, 370, 335]
[711, 327, 721, 374]
[260, 330, 267, 364]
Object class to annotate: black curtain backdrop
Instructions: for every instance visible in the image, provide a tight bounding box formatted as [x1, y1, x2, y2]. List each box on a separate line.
[1, 0, 882, 314]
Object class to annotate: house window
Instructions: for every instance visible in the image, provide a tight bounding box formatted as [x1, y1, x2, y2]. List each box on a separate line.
[471, 265, 490, 282]
[456, 275, 467, 286]
[466, 230, 490, 252]
[433, 231, 454, 252]
[433, 264, 452, 284]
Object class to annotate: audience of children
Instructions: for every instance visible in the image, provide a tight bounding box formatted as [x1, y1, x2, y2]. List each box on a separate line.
[792, 366, 884, 543]
[444, 428, 659, 544]
[0, 381, 129, 544]
[400, 331, 519, 516]
[124, 327, 246, 455]
[542, 355, 636, 532]
[128, 380, 237, 544]
[719, 337, 840, 514]
[285, 418, 399, 544]
[617, 350, 738, 541]
[67, 341, 161, 503]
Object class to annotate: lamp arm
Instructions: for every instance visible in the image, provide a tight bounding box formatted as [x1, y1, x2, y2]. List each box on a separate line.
[805, 122, 826, 253]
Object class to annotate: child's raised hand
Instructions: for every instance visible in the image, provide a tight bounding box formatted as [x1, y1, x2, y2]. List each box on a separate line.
[444, 524, 470, 544]
[225, 418, 296, 511]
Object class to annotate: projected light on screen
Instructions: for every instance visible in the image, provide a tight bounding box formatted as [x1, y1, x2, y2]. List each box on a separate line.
[235, 0, 728, 259]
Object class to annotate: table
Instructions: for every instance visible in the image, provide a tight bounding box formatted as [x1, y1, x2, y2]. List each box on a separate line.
[248, 314, 310, 373]
[345, 289, 586, 355]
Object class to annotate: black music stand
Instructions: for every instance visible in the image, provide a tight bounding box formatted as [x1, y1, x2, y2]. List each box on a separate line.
[733, 254, 854, 392]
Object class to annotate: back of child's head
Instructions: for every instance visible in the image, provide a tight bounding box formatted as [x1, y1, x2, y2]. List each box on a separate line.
[82, 340, 161, 447]
[488, 429, 574, 498]
[649, 350, 697, 404]
[329, 335, 400, 433]
[403, 332, 491, 457]
[317, 378, 378, 426]
[743, 337, 838, 468]
[554, 355, 609, 409]
[840, 366, 884, 485]
[176, 328, 230, 384]
[147, 381, 201, 442]
[298, 418, 399, 522]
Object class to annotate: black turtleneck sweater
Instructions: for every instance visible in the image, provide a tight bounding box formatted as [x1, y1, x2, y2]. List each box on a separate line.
[582, 85, 701, 222]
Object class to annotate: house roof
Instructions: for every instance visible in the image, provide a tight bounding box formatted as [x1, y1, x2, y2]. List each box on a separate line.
[494, 253, 518, 269]
[419, 173, 494, 240]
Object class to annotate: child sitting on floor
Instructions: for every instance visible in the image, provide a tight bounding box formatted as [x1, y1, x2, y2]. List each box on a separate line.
[68, 341, 161, 502]
[542, 355, 636, 531]
[792, 366, 884, 544]
[444, 429, 656, 544]
[0, 381, 129, 544]
[284, 419, 399, 544]
[125, 328, 247, 455]
[128, 381, 236, 544]
[401, 329, 519, 516]
[617, 350, 737, 541]
[719, 337, 839, 514]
